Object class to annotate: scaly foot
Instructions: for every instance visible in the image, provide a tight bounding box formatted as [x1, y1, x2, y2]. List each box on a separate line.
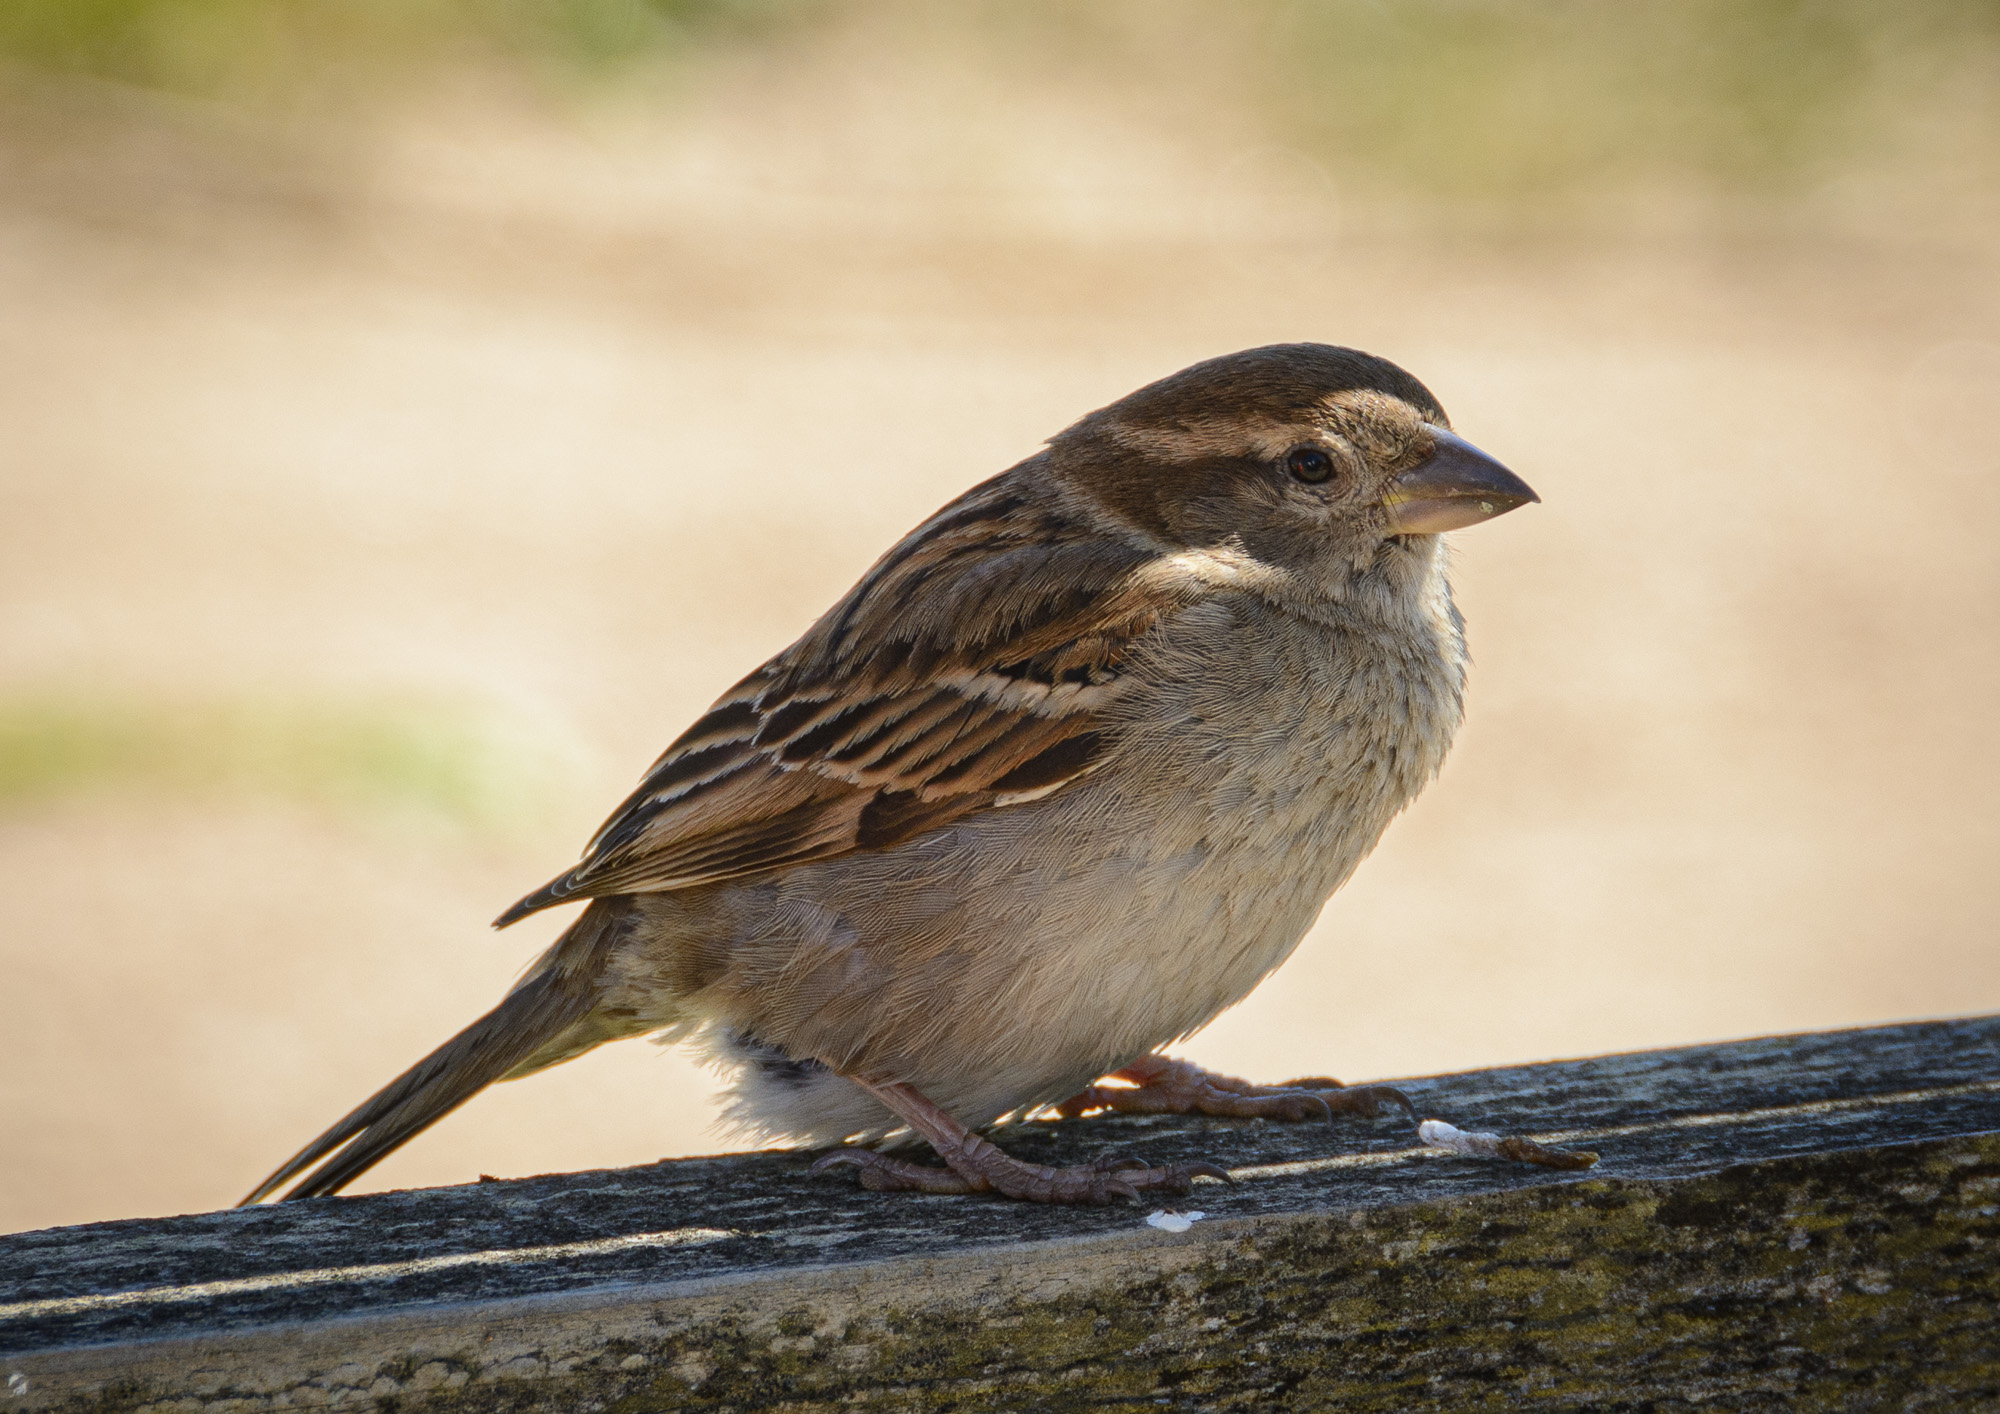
[812, 1142, 1226, 1204]
[1055, 1055, 1418, 1125]
[808, 1077, 1230, 1205]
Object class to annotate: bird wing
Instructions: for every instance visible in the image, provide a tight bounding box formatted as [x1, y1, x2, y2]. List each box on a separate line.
[495, 479, 1193, 927]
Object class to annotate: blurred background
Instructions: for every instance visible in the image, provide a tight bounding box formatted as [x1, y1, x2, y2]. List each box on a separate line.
[4, 0, 1999, 1235]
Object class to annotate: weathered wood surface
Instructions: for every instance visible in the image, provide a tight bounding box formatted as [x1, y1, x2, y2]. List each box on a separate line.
[4, 1015, 1998, 1412]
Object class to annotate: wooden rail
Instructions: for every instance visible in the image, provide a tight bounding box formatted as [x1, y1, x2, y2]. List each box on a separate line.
[5, 1015, 1998, 1411]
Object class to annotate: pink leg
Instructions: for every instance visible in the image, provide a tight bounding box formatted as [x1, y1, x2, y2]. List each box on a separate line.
[1055, 1055, 1417, 1125]
[811, 1079, 1230, 1205]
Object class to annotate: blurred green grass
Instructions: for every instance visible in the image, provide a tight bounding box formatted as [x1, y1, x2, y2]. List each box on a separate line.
[0, 0, 797, 95]
[1, 0, 1995, 199]
[0, 693, 575, 831]
[1265, 1, 1973, 196]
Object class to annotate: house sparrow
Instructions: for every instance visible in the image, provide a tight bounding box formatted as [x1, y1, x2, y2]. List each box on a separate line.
[243, 343, 1539, 1207]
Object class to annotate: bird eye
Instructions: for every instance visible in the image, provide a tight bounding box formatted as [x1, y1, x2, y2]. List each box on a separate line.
[1284, 445, 1336, 484]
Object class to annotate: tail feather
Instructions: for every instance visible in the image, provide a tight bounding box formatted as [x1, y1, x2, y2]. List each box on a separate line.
[240, 899, 630, 1205]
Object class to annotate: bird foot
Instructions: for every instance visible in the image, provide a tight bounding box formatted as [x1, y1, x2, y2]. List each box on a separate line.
[813, 1138, 1228, 1204]
[1055, 1055, 1418, 1125]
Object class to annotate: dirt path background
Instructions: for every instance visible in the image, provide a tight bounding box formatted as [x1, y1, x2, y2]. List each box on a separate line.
[4, 7, 1999, 1233]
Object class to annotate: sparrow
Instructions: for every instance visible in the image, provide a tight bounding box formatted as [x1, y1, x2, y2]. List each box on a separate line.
[242, 342, 1539, 1207]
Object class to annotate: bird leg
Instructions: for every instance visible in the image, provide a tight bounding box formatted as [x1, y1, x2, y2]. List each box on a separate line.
[1054, 1054, 1419, 1125]
[811, 1078, 1229, 1205]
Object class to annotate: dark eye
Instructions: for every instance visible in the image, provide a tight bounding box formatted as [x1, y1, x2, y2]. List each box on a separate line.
[1284, 445, 1336, 484]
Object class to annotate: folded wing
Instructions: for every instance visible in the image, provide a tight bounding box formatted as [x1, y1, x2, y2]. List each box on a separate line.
[496, 478, 1191, 927]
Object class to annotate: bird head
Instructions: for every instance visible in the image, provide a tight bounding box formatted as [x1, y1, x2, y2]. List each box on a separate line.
[1048, 343, 1536, 596]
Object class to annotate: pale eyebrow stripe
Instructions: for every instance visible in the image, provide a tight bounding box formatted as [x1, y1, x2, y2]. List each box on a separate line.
[0, 1226, 741, 1322]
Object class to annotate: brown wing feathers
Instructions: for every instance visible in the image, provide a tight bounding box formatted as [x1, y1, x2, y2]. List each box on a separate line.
[495, 481, 1162, 928]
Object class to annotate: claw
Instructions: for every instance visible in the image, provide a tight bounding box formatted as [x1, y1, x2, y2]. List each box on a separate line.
[1092, 1152, 1150, 1172]
[1380, 1087, 1422, 1125]
[1186, 1161, 1234, 1184]
[1332, 1084, 1419, 1124]
[1272, 1088, 1338, 1124]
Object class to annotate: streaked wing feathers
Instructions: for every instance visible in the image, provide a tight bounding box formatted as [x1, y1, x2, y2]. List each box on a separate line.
[495, 478, 1180, 927]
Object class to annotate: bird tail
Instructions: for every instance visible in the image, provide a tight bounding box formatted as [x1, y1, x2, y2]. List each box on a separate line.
[239, 897, 638, 1205]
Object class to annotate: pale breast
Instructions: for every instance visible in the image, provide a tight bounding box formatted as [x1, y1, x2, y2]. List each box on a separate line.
[956, 587, 1467, 1092]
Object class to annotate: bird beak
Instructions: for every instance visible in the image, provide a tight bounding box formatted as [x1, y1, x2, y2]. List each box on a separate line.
[1382, 428, 1539, 535]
